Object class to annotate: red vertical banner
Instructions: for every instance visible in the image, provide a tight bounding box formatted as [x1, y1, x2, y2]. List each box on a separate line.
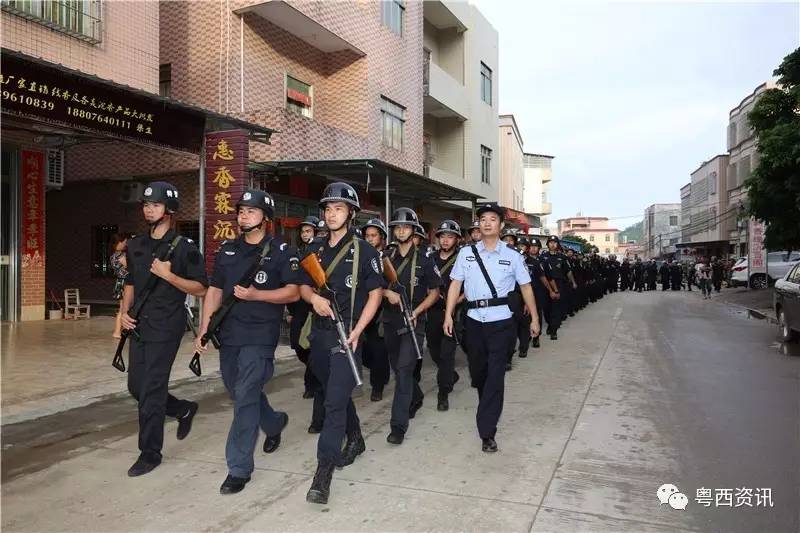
[204, 130, 248, 273]
[21, 150, 44, 267]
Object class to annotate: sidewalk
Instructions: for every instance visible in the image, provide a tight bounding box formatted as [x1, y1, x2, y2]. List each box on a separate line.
[710, 286, 776, 322]
[0, 317, 295, 425]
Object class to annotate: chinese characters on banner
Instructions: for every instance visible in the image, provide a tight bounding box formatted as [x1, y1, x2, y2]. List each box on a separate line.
[748, 219, 767, 273]
[204, 130, 248, 273]
[21, 150, 44, 268]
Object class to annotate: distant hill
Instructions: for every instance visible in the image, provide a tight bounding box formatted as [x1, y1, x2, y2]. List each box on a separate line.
[620, 220, 643, 244]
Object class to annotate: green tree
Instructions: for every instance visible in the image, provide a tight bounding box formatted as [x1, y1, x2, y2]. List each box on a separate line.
[745, 47, 800, 252]
[620, 220, 643, 244]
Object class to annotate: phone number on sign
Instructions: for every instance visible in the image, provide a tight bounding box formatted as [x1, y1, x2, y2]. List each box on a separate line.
[66, 106, 134, 129]
[2, 90, 55, 110]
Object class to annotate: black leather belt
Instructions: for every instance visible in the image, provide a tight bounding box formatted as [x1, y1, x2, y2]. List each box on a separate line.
[466, 297, 509, 310]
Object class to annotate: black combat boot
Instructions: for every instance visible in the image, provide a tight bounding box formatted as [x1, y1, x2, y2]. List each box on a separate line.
[306, 462, 335, 504]
[337, 429, 366, 468]
[437, 391, 449, 411]
[531, 336, 540, 348]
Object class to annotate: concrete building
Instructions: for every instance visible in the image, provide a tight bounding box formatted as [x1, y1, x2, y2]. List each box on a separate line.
[557, 216, 620, 256]
[726, 82, 774, 256]
[497, 115, 547, 232]
[642, 204, 681, 259]
[523, 153, 553, 229]
[679, 155, 730, 259]
[498, 115, 524, 214]
[0, 0, 497, 321]
[423, 1, 499, 216]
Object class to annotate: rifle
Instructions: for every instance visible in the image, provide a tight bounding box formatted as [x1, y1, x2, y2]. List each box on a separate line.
[299, 254, 363, 386]
[190, 239, 273, 369]
[185, 301, 202, 377]
[112, 235, 182, 372]
[382, 256, 423, 360]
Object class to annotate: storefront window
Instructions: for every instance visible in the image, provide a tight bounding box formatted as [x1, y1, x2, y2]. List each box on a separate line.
[91, 224, 118, 278]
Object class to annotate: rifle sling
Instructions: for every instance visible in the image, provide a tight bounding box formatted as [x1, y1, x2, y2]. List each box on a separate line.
[130, 235, 183, 318]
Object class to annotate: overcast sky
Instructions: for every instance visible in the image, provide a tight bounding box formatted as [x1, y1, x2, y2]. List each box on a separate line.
[472, 0, 800, 230]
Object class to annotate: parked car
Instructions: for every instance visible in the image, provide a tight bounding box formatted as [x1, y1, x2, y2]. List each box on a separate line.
[730, 252, 800, 289]
[774, 263, 800, 343]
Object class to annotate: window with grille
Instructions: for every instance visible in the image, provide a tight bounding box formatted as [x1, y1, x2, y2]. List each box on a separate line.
[286, 75, 313, 118]
[381, 0, 404, 35]
[159, 64, 171, 98]
[480, 145, 492, 184]
[605, 234, 610, 242]
[381, 96, 405, 151]
[480, 62, 492, 105]
[2, 0, 102, 43]
[589, 235, 595, 242]
[708, 172, 717, 194]
[669, 216, 678, 226]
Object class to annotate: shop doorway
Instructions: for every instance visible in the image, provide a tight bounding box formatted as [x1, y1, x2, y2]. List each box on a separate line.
[1, 144, 19, 321]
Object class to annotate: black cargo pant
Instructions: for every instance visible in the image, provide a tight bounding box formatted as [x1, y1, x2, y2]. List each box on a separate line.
[463, 317, 516, 439]
[289, 306, 316, 394]
[547, 278, 567, 333]
[309, 327, 361, 465]
[128, 336, 193, 460]
[425, 307, 458, 392]
[362, 319, 390, 392]
[384, 318, 425, 434]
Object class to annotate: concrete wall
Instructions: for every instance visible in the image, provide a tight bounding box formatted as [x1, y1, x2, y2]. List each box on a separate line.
[643, 204, 681, 258]
[498, 116, 524, 212]
[2, 1, 159, 93]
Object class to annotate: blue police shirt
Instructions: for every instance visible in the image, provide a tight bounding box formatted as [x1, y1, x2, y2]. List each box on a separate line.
[450, 239, 531, 323]
[210, 235, 299, 347]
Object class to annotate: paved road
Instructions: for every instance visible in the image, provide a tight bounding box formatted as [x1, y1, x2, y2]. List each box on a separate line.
[2, 290, 798, 532]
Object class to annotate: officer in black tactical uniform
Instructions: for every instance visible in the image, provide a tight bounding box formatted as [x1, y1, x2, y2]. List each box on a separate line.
[468, 219, 481, 244]
[540, 236, 576, 340]
[196, 189, 299, 494]
[383, 208, 441, 444]
[288, 215, 320, 401]
[500, 228, 527, 370]
[659, 260, 670, 291]
[299, 183, 385, 505]
[360, 218, 391, 401]
[426, 220, 462, 411]
[121, 181, 208, 477]
[526, 238, 555, 350]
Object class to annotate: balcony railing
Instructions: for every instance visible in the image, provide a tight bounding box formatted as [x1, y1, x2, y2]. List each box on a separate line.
[2, 0, 102, 43]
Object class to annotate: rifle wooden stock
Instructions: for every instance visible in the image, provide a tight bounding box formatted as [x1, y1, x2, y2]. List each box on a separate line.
[301, 254, 327, 288]
[382, 256, 398, 284]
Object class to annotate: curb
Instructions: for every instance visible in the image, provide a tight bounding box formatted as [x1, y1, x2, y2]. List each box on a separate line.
[746, 307, 778, 325]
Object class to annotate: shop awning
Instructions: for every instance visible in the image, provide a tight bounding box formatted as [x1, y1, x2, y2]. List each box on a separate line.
[1, 49, 275, 154]
[258, 159, 481, 202]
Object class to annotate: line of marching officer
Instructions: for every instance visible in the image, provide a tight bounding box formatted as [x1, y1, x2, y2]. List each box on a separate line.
[120, 179, 616, 506]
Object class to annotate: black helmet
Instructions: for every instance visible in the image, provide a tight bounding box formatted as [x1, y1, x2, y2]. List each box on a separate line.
[435, 219, 461, 237]
[476, 202, 504, 221]
[354, 228, 363, 238]
[315, 219, 328, 232]
[319, 182, 360, 211]
[529, 238, 543, 248]
[414, 224, 427, 240]
[361, 218, 388, 239]
[142, 181, 179, 213]
[236, 189, 275, 220]
[300, 215, 320, 230]
[518, 236, 530, 248]
[500, 227, 518, 241]
[546, 235, 560, 245]
[388, 207, 419, 228]
[468, 219, 480, 231]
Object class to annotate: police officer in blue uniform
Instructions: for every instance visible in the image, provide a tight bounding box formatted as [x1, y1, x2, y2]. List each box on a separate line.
[426, 219, 462, 411]
[121, 181, 208, 477]
[299, 183, 385, 505]
[196, 189, 298, 494]
[360, 218, 391, 401]
[383, 208, 441, 444]
[288, 215, 320, 401]
[443, 202, 540, 452]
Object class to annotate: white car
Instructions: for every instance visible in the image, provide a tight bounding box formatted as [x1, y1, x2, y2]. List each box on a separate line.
[730, 252, 800, 289]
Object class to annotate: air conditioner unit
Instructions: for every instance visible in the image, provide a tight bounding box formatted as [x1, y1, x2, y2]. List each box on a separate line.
[46, 149, 64, 189]
[120, 182, 144, 203]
